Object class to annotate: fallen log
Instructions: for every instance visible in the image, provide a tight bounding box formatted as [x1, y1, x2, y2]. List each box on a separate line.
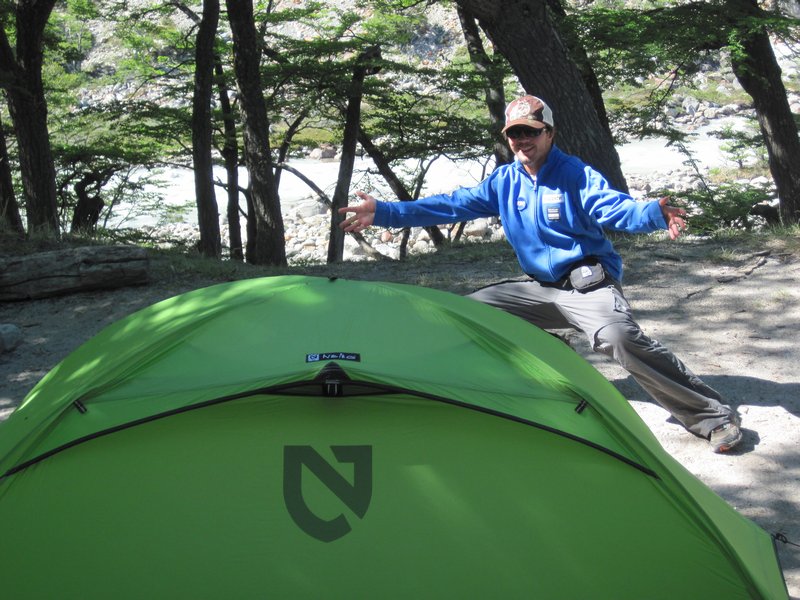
[0, 245, 149, 301]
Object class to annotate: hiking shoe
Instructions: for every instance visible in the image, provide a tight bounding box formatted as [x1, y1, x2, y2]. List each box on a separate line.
[710, 423, 742, 453]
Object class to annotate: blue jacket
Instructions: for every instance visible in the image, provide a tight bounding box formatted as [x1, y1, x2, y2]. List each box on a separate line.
[373, 145, 667, 283]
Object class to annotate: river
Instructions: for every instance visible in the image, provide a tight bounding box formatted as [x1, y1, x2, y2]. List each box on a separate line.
[110, 122, 735, 229]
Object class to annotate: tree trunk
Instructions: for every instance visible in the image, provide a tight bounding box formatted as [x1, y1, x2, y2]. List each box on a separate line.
[456, 5, 513, 166]
[226, 0, 286, 266]
[0, 112, 23, 235]
[275, 109, 308, 191]
[455, 0, 628, 192]
[544, 0, 613, 136]
[328, 46, 381, 263]
[216, 61, 243, 261]
[728, 0, 800, 224]
[192, 0, 222, 258]
[177, 0, 242, 260]
[0, 0, 60, 235]
[6, 88, 59, 233]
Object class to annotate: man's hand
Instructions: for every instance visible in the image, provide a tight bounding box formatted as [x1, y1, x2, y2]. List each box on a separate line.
[659, 196, 687, 240]
[338, 190, 377, 232]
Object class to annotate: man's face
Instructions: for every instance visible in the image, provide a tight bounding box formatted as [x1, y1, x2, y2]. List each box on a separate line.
[505, 126, 554, 174]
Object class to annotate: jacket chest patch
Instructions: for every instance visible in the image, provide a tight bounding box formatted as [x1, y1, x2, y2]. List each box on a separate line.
[543, 193, 564, 221]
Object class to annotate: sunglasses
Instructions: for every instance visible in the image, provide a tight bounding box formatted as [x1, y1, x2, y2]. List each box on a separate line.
[506, 127, 547, 140]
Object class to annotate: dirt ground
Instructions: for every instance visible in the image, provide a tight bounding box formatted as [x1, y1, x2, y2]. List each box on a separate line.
[1, 234, 799, 597]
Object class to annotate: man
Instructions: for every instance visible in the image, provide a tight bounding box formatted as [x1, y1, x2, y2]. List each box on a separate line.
[339, 94, 742, 453]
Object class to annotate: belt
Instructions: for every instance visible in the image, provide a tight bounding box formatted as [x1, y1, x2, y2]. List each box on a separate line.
[527, 274, 572, 290]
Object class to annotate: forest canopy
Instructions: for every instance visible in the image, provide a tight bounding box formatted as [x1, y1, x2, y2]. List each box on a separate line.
[0, 0, 798, 265]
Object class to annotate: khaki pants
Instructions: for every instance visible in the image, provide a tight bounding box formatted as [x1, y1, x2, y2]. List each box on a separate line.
[468, 279, 736, 438]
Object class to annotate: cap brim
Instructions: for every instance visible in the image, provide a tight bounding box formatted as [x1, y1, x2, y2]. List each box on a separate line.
[502, 119, 547, 133]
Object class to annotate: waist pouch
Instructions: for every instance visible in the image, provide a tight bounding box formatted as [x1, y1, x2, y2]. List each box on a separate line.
[568, 259, 606, 292]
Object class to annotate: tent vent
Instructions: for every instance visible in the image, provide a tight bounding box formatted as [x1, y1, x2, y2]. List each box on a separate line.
[324, 381, 343, 397]
[73, 400, 88, 414]
[315, 362, 350, 398]
[575, 400, 588, 414]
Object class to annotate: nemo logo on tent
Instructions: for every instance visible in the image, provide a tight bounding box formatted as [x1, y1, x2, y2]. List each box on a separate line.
[306, 352, 360, 362]
[283, 445, 373, 542]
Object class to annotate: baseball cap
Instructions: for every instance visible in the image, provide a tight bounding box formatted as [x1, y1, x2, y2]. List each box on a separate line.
[502, 95, 554, 132]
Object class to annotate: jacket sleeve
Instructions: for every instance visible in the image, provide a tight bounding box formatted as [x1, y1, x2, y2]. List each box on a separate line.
[578, 167, 667, 233]
[373, 176, 500, 229]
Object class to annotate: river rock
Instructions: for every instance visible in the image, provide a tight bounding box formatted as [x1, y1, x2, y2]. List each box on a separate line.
[0, 324, 22, 353]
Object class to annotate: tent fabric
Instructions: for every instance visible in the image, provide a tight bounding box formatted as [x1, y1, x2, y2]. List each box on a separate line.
[0, 275, 787, 598]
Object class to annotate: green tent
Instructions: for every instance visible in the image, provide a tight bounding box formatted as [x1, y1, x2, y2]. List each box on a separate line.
[0, 276, 787, 598]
